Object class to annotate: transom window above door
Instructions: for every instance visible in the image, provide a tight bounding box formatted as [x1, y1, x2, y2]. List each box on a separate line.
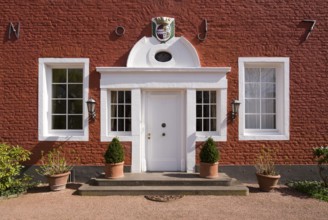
[196, 91, 217, 132]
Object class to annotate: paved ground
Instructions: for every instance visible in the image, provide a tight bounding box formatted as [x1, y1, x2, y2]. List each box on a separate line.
[0, 184, 327, 220]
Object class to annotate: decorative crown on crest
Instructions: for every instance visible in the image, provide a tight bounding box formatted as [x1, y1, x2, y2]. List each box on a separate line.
[154, 17, 173, 25]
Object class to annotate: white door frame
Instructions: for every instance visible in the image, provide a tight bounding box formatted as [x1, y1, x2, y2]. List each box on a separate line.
[142, 90, 186, 172]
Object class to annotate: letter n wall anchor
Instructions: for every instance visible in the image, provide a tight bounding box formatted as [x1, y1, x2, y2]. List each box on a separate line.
[8, 22, 20, 39]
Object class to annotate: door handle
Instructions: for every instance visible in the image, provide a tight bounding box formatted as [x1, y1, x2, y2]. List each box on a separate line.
[147, 133, 151, 140]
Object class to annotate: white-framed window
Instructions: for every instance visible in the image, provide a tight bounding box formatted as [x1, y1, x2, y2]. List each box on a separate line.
[109, 90, 132, 133]
[238, 57, 289, 140]
[196, 91, 217, 132]
[38, 58, 89, 141]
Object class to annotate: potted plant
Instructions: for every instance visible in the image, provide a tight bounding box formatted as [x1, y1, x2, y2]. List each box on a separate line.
[199, 137, 220, 179]
[255, 146, 281, 192]
[37, 148, 73, 191]
[104, 137, 125, 179]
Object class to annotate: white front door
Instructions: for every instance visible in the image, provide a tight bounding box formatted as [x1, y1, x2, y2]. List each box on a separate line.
[145, 91, 184, 171]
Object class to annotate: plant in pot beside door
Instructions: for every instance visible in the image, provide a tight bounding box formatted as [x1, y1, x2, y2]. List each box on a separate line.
[37, 148, 73, 191]
[255, 146, 281, 192]
[199, 137, 220, 179]
[104, 137, 125, 179]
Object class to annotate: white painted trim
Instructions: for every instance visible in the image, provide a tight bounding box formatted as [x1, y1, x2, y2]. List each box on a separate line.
[98, 68, 230, 90]
[127, 37, 201, 67]
[38, 58, 89, 141]
[238, 57, 290, 141]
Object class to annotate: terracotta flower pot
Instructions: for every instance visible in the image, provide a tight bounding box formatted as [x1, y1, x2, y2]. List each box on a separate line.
[256, 173, 281, 192]
[105, 162, 124, 179]
[46, 171, 70, 191]
[199, 162, 219, 179]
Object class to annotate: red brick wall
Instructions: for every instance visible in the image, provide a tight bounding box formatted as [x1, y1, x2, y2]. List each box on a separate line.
[0, 0, 327, 165]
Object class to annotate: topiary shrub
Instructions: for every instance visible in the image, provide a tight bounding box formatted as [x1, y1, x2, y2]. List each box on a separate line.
[200, 137, 220, 163]
[0, 143, 34, 197]
[104, 138, 124, 164]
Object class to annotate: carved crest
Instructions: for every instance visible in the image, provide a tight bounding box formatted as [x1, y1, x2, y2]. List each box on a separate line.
[152, 17, 175, 43]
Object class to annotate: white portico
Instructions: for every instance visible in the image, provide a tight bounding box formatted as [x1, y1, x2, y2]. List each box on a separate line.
[97, 17, 230, 173]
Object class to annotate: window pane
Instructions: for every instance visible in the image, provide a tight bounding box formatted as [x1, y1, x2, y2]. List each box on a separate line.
[196, 119, 202, 131]
[118, 91, 124, 103]
[196, 105, 202, 117]
[118, 105, 124, 117]
[203, 91, 209, 103]
[68, 100, 82, 114]
[52, 100, 66, 114]
[210, 105, 216, 117]
[210, 119, 216, 131]
[52, 69, 66, 83]
[52, 115, 66, 129]
[245, 99, 260, 113]
[111, 91, 117, 103]
[196, 91, 202, 104]
[245, 83, 260, 98]
[111, 105, 117, 117]
[203, 105, 209, 117]
[261, 68, 275, 82]
[125, 105, 131, 117]
[68, 84, 83, 98]
[261, 99, 276, 114]
[125, 91, 131, 103]
[261, 115, 276, 129]
[203, 119, 209, 131]
[52, 84, 66, 98]
[125, 119, 131, 131]
[68, 115, 83, 129]
[245, 68, 260, 82]
[68, 69, 83, 83]
[118, 119, 124, 131]
[210, 91, 216, 103]
[261, 83, 275, 98]
[245, 115, 260, 129]
[111, 119, 117, 131]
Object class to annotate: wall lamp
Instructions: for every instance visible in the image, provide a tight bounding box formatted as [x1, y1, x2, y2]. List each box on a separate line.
[231, 99, 241, 121]
[86, 98, 96, 120]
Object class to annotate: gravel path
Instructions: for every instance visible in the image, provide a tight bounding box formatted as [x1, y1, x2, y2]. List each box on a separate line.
[0, 184, 327, 220]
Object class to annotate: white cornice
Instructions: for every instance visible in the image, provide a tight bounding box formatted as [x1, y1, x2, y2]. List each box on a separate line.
[96, 67, 231, 74]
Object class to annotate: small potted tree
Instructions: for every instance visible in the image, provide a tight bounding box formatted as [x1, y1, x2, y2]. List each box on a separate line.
[37, 148, 73, 191]
[255, 146, 281, 192]
[104, 137, 125, 179]
[199, 137, 220, 179]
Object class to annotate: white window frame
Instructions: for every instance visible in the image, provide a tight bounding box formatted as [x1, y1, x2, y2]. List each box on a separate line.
[195, 90, 223, 140]
[238, 57, 289, 140]
[108, 90, 132, 136]
[38, 58, 89, 141]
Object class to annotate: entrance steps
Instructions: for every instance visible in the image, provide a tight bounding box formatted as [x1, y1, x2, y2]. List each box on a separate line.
[77, 172, 249, 196]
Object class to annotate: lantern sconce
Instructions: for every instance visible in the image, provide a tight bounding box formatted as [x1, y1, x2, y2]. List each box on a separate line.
[231, 99, 241, 121]
[86, 98, 96, 120]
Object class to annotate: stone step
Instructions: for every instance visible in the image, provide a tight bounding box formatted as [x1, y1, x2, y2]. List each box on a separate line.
[93, 172, 233, 186]
[78, 184, 249, 196]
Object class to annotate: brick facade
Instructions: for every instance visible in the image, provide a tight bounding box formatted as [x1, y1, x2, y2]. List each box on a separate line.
[0, 0, 327, 166]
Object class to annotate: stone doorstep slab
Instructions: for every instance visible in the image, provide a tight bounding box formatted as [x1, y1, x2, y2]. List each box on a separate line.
[78, 184, 249, 196]
[94, 172, 233, 186]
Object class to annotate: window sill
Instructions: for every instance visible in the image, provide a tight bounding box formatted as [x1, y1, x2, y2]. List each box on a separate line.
[239, 133, 289, 141]
[39, 134, 88, 142]
[196, 135, 227, 142]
